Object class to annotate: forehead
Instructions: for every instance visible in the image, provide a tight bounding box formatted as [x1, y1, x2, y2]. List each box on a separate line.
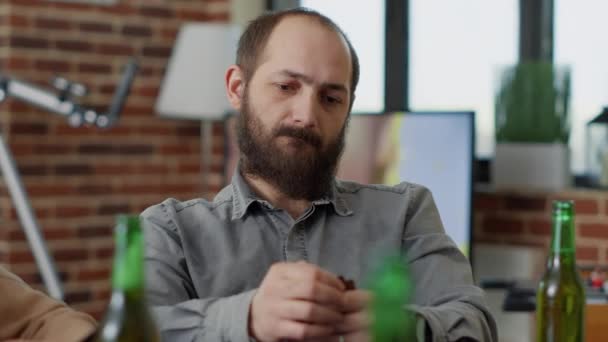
[256, 16, 352, 88]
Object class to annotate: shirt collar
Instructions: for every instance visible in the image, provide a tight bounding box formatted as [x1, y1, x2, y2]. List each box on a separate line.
[230, 169, 353, 220]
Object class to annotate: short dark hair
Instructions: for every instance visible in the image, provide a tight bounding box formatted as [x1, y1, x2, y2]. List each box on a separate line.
[236, 7, 360, 104]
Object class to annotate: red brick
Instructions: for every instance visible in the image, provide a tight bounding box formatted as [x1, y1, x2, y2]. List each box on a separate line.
[142, 45, 172, 58]
[94, 164, 134, 175]
[574, 199, 599, 215]
[98, 204, 131, 215]
[27, 184, 74, 196]
[78, 62, 112, 74]
[95, 288, 112, 301]
[482, 216, 524, 234]
[474, 193, 502, 211]
[77, 268, 110, 281]
[159, 144, 197, 155]
[122, 25, 152, 37]
[54, 248, 88, 261]
[18, 164, 49, 176]
[5, 56, 30, 70]
[161, 28, 178, 40]
[118, 144, 155, 155]
[35, 59, 71, 72]
[135, 163, 170, 175]
[178, 162, 201, 174]
[10, 36, 49, 49]
[10, 122, 48, 135]
[43, 228, 75, 240]
[56, 40, 93, 52]
[9, 207, 51, 221]
[529, 220, 552, 235]
[138, 125, 172, 135]
[33, 143, 73, 154]
[123, 104, 154, 116]
[79, 21, 113, 33]
[95, 247, 114, 259]
[9, 15, 29, 28]
[56, 206, 92, 218]
[77, 185, 113, 195]
[51, 1, 92, 10]
[65, 289, 92, 304]
[54, 163, 93, 176]
[98, 5, 137, 16]
[35, 17, 72, 30]
[134, 86, 159, 98]
[8, 250, 35, 264]
[140, 6, 174, 18]
[579, 223, 608, 239]
[97, 43, 134, 56]
[78, 225, 112, 238]
[504, 195, 546, 212]
[176, 10, 210, 21]
[577, 246, 599, 262]
[175, 125, 201, 137]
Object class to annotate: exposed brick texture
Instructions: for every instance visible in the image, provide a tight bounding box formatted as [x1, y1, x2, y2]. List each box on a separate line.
[475, 190, 608, 267]
[0, 0, 229, 318]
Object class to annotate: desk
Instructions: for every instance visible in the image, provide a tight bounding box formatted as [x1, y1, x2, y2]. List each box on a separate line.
[587, 303, 608, 342]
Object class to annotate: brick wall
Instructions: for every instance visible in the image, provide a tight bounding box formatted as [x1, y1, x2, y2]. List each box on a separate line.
[0, 0, 228, 318]
[474, 188, 608, 267]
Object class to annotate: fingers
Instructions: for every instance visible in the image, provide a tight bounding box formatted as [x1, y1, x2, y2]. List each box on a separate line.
[342, 330, 371, 342]
[281, 261, 346, 291]
[279, 299, 344, 324]
[342, 290, 372, 313]
[335, 310, 371, 334]
[289, 280, 346, 308]
[278, 320, 336, 340]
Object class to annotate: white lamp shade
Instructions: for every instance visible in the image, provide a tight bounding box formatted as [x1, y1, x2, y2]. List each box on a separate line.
[156, 23, 241, 120]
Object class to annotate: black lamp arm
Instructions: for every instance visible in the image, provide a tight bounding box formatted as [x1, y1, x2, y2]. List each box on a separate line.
[0, 57, 139, 129]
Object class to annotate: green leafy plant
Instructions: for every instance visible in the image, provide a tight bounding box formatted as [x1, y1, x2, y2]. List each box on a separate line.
[495, 62, 571, 143]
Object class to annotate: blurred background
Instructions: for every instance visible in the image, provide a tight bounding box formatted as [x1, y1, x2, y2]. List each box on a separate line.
[0, 0, 607, 340]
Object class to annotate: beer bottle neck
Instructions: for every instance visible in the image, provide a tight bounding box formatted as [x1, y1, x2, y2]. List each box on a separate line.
[111, 216, 144, 291]
[550, 206, 576, 259]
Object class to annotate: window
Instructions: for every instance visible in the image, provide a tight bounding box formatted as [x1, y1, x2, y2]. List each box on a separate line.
[555, 0, 608, 174]
[300, 0, 386, 113]
[409, 0, 518, 158]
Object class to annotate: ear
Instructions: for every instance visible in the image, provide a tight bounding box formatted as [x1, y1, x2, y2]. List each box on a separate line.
[225, 64, 245, 111]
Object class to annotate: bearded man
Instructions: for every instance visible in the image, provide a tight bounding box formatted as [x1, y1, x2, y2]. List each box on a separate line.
[142, 8, 497, 342]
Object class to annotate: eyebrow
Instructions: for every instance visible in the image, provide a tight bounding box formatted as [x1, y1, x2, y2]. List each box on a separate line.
[278, 69, 348, 93]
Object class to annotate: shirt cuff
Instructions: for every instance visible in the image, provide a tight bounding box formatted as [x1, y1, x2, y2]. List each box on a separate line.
[407, 305, 442, 342]
[210, 288, 258, 342]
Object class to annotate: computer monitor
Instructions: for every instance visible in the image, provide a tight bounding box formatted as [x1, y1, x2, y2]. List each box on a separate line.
[336, 112, 475, 257]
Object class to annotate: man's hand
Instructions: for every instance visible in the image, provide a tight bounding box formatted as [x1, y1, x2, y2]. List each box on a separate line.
[249, 261, 346, 342]
[336, 290, 372, 342]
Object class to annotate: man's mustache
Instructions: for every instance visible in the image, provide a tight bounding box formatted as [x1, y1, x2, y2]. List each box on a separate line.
[273, 126, 322, 149]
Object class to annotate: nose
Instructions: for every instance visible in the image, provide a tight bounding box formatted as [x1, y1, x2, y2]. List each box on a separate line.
[290, 90, 319, 129]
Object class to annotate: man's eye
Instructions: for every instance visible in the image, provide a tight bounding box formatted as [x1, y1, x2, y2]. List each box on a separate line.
[277, 84, 292, 91]
[325, 96, 342, 104]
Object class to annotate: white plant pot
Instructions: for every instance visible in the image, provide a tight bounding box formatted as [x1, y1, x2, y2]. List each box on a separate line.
[492, 143, 571, 190]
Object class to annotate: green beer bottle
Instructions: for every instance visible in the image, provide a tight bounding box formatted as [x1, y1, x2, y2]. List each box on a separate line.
[93, 215, 160, 342]
[536, 200, 585, 342]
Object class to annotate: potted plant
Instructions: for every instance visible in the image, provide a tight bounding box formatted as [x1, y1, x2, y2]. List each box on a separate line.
[492, 61, 571, 190]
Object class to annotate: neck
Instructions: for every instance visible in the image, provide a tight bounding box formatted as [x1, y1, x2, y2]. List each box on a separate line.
[242, 172, 312, 219]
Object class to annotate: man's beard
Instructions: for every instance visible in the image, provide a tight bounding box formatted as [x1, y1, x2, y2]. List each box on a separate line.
[236, 93, 347, 201]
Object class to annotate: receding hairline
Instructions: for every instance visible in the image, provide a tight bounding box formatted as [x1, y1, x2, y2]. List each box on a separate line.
[252, 14, 353, 83]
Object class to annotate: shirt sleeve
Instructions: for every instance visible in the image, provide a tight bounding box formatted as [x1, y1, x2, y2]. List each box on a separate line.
[142, 204, 256, 342]
[0, 266, 97, 341]
[402, 185, 498, 342]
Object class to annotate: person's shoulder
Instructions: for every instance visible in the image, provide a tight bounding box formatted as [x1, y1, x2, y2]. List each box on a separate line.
[143, 184, 234, 215]
[141, 184, 236, 229]
[335, 179, 431, 196]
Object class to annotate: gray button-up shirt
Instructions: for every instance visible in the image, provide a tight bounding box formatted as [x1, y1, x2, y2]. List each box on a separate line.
[142, 171, 497, 342]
